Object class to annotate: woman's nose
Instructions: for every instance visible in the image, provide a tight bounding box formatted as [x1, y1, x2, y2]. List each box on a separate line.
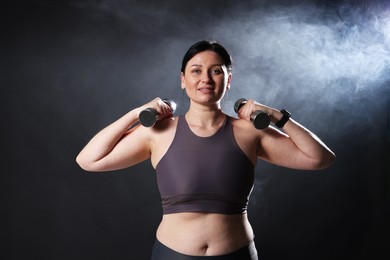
[201, 72, 213, 83]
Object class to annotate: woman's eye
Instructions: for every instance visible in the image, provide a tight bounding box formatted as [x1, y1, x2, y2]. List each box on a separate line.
[192, 69, 201, 74]
[211, 69, 222, 74]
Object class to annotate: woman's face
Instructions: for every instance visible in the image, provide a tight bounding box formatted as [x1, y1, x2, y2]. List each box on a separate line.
[181, 50, 231, 106]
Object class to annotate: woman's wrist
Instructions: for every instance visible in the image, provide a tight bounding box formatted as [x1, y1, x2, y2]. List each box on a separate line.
[255, 105, 280, 123]
[268, 108, 280, 123]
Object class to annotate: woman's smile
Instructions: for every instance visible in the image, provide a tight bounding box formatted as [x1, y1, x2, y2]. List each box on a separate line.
[198, 85, 215, 94]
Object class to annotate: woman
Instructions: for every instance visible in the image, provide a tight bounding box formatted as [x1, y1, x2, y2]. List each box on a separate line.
[76, 40, 335, 259]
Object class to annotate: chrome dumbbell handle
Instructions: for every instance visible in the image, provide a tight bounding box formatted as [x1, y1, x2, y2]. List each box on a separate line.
[234, 98, 270, 130]
[139, 99, 176, 127]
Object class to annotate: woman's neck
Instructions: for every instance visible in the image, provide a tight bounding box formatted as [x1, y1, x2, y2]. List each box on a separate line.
[185, 102, 225, 127]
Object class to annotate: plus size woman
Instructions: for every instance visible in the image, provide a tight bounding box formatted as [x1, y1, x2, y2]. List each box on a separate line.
[76, 40, 335, 259]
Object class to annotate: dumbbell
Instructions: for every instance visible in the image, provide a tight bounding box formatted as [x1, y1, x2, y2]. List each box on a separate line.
[234, 98, 270, 130]
[139, 99, 177, 127]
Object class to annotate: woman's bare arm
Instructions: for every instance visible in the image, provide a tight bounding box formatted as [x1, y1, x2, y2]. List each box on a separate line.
[76, 98, 172, 172]
[237, 99, 335, 170]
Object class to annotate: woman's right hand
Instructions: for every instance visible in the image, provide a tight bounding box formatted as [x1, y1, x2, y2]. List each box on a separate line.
[137, 97, 174, 120]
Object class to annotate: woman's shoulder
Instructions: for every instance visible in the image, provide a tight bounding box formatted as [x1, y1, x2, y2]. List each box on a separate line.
[151, 115, 179, 133]
[230, 116, 256, 131]
[230, 116, 266, 140]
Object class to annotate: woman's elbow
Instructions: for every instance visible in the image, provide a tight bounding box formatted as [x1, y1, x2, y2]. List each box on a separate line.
[314, 152, 336, 170]
[76, 155, 100, 172]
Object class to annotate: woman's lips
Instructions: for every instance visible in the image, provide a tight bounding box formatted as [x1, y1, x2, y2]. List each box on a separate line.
[198, 86, 214, 93]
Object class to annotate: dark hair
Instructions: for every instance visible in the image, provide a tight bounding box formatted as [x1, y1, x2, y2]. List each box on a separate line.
[181, 40, 233, 74]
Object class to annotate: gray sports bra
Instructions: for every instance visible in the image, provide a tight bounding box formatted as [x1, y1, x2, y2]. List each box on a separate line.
[155, 115, 255, 215]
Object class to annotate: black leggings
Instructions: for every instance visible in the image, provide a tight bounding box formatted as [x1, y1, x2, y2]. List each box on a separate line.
[151, 239, 258, 260]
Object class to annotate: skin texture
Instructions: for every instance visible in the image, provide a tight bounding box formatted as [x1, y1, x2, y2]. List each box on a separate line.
[76, 49, 335, 256]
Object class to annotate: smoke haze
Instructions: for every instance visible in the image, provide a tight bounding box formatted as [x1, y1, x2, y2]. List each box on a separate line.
[61, 0, 390, 123]
[4, 0, 389, 259]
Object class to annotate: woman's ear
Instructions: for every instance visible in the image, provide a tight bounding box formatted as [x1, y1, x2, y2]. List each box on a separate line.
[226, 73, 232, 90]
[180, 72, 186, 90]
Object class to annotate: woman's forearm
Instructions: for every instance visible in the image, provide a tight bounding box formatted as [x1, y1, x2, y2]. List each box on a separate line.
[76, 108, 141, 170]
[277, 117, 336, 169]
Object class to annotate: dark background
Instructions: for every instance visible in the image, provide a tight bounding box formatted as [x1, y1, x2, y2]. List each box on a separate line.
[3, 0, 390, 259]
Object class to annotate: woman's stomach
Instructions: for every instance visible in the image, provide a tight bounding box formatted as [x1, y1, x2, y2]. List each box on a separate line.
[156, 212, 254, 256]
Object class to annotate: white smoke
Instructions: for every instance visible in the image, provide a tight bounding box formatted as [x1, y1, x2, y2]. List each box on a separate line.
[65, 0, 390, 120]
[209, 3, 390, 114]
